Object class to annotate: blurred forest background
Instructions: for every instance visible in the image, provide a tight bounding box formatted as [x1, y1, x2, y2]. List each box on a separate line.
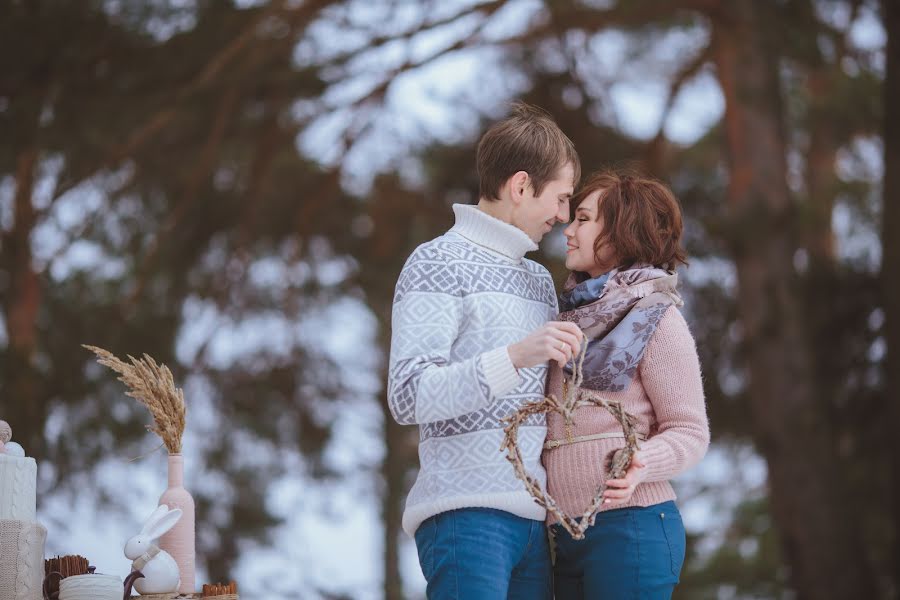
[1, 0, 897, 598]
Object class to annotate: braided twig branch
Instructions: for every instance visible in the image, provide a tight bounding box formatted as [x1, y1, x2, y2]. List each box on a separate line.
[500, 340, 641, 540]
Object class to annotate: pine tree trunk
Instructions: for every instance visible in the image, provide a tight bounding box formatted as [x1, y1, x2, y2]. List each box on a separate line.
[380, 389, 408, 600]
[1, 108, 46, 455]
[710, 2, 874, 597]
[882, 0, 900, 593]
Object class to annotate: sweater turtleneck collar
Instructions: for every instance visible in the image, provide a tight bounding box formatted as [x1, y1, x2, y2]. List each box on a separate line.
[449, 203, 538, 260]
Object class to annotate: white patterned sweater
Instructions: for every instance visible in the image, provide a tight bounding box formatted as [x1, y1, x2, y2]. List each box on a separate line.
[388, 203, 558, 536]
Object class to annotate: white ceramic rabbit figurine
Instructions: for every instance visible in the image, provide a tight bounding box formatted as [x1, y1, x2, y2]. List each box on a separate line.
[124, 504, 183, 594]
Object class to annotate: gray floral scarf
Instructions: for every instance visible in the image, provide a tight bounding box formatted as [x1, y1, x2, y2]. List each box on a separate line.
[557, 266, 683, 391]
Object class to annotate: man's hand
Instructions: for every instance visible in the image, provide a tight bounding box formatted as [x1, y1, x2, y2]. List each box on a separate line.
[603, 451, 647, 506]
[507, 322, 584, 369]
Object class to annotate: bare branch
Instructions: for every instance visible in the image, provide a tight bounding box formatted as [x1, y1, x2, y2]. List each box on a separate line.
[125, 86, 241, 307]
[646, 41, 714, 168]
[520, 0, 720, 41]
[320, 0, 507, 70]
[47, 0, 332, 205]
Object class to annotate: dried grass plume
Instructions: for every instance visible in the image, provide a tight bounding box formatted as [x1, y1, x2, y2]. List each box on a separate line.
[83, 345, 186, 454]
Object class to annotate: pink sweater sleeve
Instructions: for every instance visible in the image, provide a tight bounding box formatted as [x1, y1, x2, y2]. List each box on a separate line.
[637, 306, 710, 482]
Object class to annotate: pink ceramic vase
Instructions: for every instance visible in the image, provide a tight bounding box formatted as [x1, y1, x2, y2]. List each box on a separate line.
[158, 453, 195, 594]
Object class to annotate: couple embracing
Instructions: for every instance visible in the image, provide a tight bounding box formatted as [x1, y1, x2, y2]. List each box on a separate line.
[387, 103, 709, 600]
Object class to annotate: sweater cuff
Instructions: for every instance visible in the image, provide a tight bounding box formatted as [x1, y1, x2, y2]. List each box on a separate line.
[480, 346, 522, 398]
[638, 438, 680, 483]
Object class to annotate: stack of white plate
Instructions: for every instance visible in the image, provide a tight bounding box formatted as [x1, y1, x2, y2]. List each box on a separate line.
[59, 574, 122, 600]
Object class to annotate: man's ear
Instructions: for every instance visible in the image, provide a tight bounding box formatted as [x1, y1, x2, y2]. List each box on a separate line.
[508, 171, 530, 205]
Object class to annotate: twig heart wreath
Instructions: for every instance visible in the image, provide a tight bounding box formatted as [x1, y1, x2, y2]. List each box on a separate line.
[500, 340, 641, 540]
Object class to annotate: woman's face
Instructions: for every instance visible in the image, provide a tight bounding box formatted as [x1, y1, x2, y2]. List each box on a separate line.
[563, 190, 617, 277]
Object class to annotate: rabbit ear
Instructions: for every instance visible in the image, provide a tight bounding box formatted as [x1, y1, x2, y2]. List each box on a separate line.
[140, 505, 171, 534]
[144, 507, 182, 539]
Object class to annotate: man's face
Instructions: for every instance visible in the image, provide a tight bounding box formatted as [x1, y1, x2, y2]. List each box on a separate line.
[513, 163, 576, 243]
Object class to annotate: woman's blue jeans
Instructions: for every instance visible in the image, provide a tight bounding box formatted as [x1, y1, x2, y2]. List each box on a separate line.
[550, 500, 686, 599]
[414, 507, 553, 600]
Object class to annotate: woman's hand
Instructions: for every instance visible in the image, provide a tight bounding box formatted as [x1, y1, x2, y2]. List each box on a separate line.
[602, 451, 647, 506]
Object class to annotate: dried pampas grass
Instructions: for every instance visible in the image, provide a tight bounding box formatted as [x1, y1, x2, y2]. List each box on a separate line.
[84, 345, 186, 454]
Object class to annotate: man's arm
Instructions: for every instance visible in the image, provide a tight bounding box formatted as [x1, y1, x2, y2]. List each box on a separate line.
[387, 248, 521, 425]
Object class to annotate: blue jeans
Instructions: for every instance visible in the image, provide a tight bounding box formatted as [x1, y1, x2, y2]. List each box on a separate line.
[551, 501, 686, 599]
[414, 507, 553, 600]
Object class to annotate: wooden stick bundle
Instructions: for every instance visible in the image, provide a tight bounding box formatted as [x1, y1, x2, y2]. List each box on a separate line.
[44, 554, 90, 578]
[202, 581, 238, 597]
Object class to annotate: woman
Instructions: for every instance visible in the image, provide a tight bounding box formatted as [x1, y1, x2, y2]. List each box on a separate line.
[542, 171, 709, 599]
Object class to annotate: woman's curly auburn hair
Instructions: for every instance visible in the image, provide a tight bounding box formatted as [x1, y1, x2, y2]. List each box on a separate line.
[571, 170, 688, 272]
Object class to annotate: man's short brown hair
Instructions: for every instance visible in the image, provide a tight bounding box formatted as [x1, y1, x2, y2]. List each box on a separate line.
[476, 102, 580, 201]
[572, 170, 688, 271]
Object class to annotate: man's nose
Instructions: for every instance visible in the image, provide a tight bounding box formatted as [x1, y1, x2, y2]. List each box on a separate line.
[556, 203, 570, 223]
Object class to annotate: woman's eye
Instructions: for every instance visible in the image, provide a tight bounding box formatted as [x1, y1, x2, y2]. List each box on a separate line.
[578, 217, 589, 222]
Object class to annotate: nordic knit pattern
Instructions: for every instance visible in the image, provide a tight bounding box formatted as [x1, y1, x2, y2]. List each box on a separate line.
[389, 204, 558, 536]
[543, 306, 710, 523]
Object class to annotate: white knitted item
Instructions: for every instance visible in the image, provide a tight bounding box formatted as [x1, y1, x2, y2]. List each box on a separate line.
[0, 455, 37, 521]
[59, 574, 123, 600]
[0, 519, 47, 600]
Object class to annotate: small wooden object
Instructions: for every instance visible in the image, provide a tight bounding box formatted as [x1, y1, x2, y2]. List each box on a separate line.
[202, 581, 238, 598]
[44, 555, 91, 579]
[43, 555, 92, 598]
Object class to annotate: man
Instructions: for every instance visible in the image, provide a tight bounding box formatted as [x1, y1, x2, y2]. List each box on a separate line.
[388, 102, 584, 599]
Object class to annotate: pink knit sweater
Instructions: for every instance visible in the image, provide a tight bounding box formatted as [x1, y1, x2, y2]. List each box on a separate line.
[542, 305, 709, 524]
